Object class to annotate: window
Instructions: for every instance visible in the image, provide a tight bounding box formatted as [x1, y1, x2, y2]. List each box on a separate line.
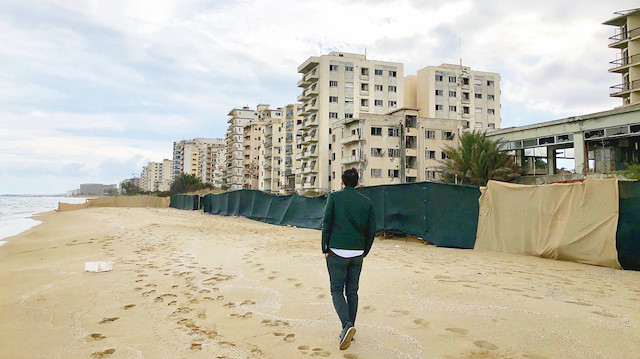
[329, 112, 338, 119]
[475, 93, 482, 99]
[449, 76, 456, 83]
[426, 130, 435, 139]
[374, 100, 383, 106]
[345, 113, 353, 118]
[389, 148, 400, 157]
[487, 80, 494, 86]
[488, 109, 495, 115]
[389, 70, 397, 77]
[388, 86, 396, 92]
[361, 68, 369, 75]
[375, 84, 383, 91]
[488, 123, 496, 129]
[475, 108, 482, 114]
[374, 69, 383, 76]
[388, 169, 400, 178]
[371, 148, 383, 157]
[426, 170, 436, 180]
[361, 83, 369, 91]
[435, 89, 443, 96]
[441, 152, 450, 160]
[361, 99, 369, 106]
[371, 169, 382, 178]
[426, 150, 436, 159]
[388, 127, 400, 137]
[329, 96, 338, 103]
[332, 153, 335, 160]
[389, 101, 397, 107]
[345, 66, 353, 72]
[449, 105, 457, 112]
[462, 78, 470, 85]
[487, 94, 494, 101]
[449, 91, 456, 97]
[463, 106, 470, 114]
[351, 149, 356, 156]
[345, 98, 354, 104]
[329, 81, 338, 87]
[443, 131, 454, 140]
[405, 115, 417, 128]
[436, 75, 443, 81]
[463, 92, 470, 100]
[330, 64, 338, 71]
[474, 79, 482, 85]
[435, 104, 443, 111]
[371, 127, 382, 136]
[332, 134, 336, 142]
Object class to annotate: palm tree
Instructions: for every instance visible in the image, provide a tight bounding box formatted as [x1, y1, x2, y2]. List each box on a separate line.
[170, 173, 204, 194]
[439, 130, 521, 186]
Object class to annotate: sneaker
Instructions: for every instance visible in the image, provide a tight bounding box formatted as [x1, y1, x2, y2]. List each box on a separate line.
[339, 324, 356, 350]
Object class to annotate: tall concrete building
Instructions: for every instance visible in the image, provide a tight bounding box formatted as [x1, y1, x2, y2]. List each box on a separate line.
[243, 118, 266, 189]
[203, 139, 226, 188]
[330, 108, 464, 191]
[296, 52, 404, 193]
[605, 8, 640, 107]
[140, 160, 173, 192]
[405, 64, 501, 131]
[173, 138, 225, 187]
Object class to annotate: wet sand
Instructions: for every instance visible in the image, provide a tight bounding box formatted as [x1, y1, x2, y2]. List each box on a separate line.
[0, 207, 639, 359]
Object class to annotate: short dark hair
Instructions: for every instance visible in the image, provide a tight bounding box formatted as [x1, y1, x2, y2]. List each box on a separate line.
[342, 168, 359, 187]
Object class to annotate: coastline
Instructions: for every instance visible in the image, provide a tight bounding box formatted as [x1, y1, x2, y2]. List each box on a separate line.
[1, 207, 639, 358]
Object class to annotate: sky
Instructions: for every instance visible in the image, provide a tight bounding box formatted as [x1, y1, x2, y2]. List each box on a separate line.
[0, 0, 636, 194]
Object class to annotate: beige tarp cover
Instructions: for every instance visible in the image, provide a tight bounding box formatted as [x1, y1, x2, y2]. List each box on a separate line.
[475, 179, 621, 269]
[58, 196, 170, 212]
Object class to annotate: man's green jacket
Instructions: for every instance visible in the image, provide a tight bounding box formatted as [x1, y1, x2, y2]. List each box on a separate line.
[321, 187, 376, 256]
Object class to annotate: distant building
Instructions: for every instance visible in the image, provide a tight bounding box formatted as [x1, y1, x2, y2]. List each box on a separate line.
[79, 183, 117, 196]
[140, 160, 173, 192]
[173, 138, 224, 187]
[404, 64, 501, 131]
[604, 8, 640, 107]
[225, 107, 260, 190]
[119, 177, 141, 194]
[330, 108, 464, 191]
[296, 51, 404, 193]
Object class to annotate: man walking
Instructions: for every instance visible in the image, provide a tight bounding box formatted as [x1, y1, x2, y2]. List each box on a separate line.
[322, 168, 376, 350]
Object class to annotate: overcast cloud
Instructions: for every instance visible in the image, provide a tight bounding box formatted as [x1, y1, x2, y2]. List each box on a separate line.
[0, 0, 635, 193]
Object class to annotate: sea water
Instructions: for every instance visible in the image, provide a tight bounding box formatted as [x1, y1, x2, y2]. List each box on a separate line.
[0, 196, 88, 245]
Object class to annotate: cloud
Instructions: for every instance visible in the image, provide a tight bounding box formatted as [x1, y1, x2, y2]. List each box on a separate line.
[0, 0, 637, 193]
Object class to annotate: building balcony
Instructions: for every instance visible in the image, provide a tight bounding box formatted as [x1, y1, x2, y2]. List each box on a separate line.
[302, 166, 316, 174]
[340, 134, 361, 144]
[305, 117, 318, 127]
[609, 26, 640, 49]
[264, 161, 272, 170]
[304, 134, 318, 143]
[264, 139, 272, 147]
[360, 74, 369, 81]
[609, 53, 640, 73]
[610, 79, 640, 97]
[303, 182, 314, 189]
[303, 102, 319, 114]
[302, 150, 318, 159]
[341, 155, 360, 164]
[406, 168, 417, 177]
[297, 93, 309, 102]
[264, 150, 272, 158]
[304, 71, 319, 83]
[305, 86, 319, 98]
[297, 78, 310, 88]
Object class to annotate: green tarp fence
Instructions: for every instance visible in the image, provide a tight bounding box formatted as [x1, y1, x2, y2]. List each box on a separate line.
[170, 194, 200, 210]
[200, 182, 481, 249]
[617, 181, 640, 270]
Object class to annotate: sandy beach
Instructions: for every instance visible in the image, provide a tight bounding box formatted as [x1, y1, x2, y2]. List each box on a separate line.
[1, 208, 639, 359]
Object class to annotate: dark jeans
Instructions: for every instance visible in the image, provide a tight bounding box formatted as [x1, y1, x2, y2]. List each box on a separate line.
[326, 251, 363, 328]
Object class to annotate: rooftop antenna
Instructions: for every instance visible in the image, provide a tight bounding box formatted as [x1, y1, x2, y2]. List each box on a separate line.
[364, 48, 367, 59]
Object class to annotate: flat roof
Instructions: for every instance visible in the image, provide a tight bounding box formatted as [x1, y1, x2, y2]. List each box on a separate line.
[488, 104, 640, 136]
[603, 8, 640, 26]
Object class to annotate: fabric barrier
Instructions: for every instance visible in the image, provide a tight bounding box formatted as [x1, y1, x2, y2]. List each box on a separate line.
[617, 181, 640, 270]
[475, 180, 621, 269]
[200, 182, 481, 248]
[170, 195, 200, 210]
[58, 196, 170, 211]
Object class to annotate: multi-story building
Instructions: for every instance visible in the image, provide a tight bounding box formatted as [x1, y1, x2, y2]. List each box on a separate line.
[330, 108, 464, 191]
[296, 52, 404, 193]
[243, 118, 265, 190]
[203, 140, 226, 188]
[225, 107, 259, 190]
[140, 160, 173, 192]
[404, 64, 501, 131]
[78, 183, 117, 196]
[605, 8, 640, 107]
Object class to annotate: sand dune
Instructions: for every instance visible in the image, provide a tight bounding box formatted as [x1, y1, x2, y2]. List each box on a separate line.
[1, 207, 639, 359]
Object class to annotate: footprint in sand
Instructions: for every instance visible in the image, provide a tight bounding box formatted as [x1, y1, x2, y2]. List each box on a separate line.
[223, 302, 236, 308]
[412, 318, 429, 328]
[317, 294, 326, 299]
[267, 276, 276, 280]
[99, 317, 119, 324]
[522, 354, 549, 359]
[445, 327, 468, 335]
[294, 283, 303, 288]
[473, 340, 498, 350]
[168, 300, 177, 306]
[90, 348, 115, 358]
[241, 300, 256, 306]
[362, 305, 376, 313]
[284, 334, 296, 342]
[190, 343, 202, 351]
[343, 354, 359, 359]
[123, 304, 136, 310]
[142, 290, 156, 297]
[386, 309, 410, 317]
[87, 333, 106, 341]
[287, 278, 297, 282]
[310, 347, 331, 357]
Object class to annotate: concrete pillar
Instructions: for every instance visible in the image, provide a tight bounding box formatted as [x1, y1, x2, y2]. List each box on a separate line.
[547, 145, 557, 175]
[573, 132, 587, 174]
[516, 149, 526, 168]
